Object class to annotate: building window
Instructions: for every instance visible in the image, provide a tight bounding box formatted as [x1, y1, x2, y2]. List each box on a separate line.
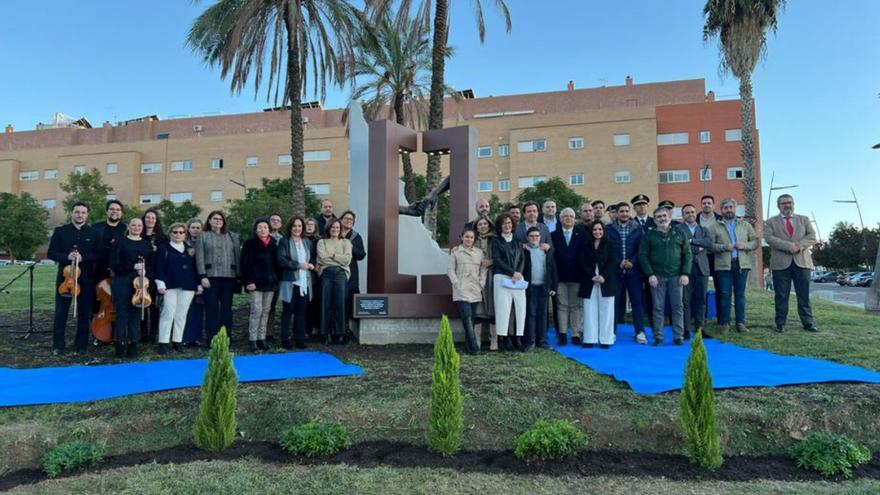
[211, 158, 223, 169]
[498, 144, 509, 157]
[141, 163, 162, 174]
[139, 194, 161, 205]
[477, 180, 493, 192]
[569, 173, 585, 186]
[672, 207, 683, 219]
[246, 156, 259, 168]
[658, 170, 691, 184]
[106, 163, 118, 174]
[516, 139, 547, 153]
[725, 128, 742, 141]
[169, 192, 192, 203]
[699, 130, 711, 143]
[613, 133, 630, 146]
[568, 137, 584, 150]
[277, 154, 292, 166]
[304, 150, 331, 162]
[19, 171, 39, 181]
[727, 167, 744, 180]
[43, 169, 59, 180]
[73, 165, 86, 175]
[42, 199, 57, 209]
[517, 175, 547, 188]
[614, 171, 631, 184]
[171, 160, 193, 172]
[477, 146, 493, 158]
[498, 179, 510, 192]
[657, 132, 689, 146]
[307, 183, 331, 195]
[210, 190, 223, 202]
[699, 168, 712, 181]
[736, 205, 746, 217]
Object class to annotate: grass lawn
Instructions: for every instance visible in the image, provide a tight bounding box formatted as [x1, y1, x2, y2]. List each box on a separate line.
[1, 269, 879, 491]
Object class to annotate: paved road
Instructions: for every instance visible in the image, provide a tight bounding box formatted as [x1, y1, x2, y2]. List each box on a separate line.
[809, 282, 867, 308]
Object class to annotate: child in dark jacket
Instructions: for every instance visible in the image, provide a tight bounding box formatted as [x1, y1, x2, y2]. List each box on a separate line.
[240, 218, 278, 351]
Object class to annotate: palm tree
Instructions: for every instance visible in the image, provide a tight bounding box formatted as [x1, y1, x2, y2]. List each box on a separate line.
[703, 0, 785, 225]
[368, 0, 511, 235]
[188, 0, 362, 216]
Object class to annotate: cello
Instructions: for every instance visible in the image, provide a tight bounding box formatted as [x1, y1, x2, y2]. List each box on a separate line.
[57, 246, 81, 318]
[91, 278, 115, 343]
[131, 256, 152, 320]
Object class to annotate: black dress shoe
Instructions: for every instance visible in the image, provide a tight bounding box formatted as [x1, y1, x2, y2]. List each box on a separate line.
[599, 344, 611, 349]
[173, 343, 185, 353]
[114, 343, 125, 358]
[501, 336, 514, 352]
[804, 326, 819, 332]
[775, 326, 785, 333]
[571, 336, 582, 345]
[281, 339, 293, 350]
[158, 344, 169, 355]
[294, 341, 307, 350]
[582, 343, 594, 348]
[250, 341, 259, 352]
[126, 342, 138, 358]
[673, 338, 684, 346]
[558, 333, 567, 345]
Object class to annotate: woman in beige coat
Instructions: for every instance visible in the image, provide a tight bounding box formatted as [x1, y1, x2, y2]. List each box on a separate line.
[448, 228, 487, 354]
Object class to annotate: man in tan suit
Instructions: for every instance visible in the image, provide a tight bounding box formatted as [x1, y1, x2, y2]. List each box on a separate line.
[764, 194, 819, 333]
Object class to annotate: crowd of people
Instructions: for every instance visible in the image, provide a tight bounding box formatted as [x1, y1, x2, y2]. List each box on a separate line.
[448, 193, 819, 354]
[48, 190, 819, 358]
[48, 198, 363, 358]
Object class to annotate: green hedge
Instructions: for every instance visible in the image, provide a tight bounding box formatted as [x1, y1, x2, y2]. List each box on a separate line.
[280, 421, 352, 457]
[791, 432, 872, 478]
[514, 419, 587, 461]
[42, 440, 104, 478]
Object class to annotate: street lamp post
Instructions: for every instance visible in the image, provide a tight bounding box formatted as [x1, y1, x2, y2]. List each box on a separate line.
[832, 188, 865, 230]
[868, 144, 880, 312]
[765, 171, 799, 219]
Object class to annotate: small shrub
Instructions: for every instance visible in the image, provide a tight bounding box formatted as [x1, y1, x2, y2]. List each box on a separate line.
[280, 421, 352, 457]
[679, 330, 723, 471]
[791, 432, 872, 479]
[194, 327, 238, 451]
[514, 419, 587, 461]
[427, 315, 463, 456]
[42, 440, 103, 478]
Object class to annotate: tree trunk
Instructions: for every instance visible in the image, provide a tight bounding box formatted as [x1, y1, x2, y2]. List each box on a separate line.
[424, 0, 449, 238]
[286, 10, 306, 217]
[866, 244, 880, 312]
[739, 76, 757, 225]
[394, 95, 417, 203]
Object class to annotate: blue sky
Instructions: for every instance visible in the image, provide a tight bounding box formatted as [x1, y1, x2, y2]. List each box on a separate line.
[1, 0, 878, 237]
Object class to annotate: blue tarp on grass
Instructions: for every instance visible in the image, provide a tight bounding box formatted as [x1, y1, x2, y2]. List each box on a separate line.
[553, 324, 880, 394]
[0, 352, 364, 407]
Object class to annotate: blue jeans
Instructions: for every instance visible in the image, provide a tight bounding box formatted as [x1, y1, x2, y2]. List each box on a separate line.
[615, 270, 645, 333]
[321, 267, 348, 337]
[456, 301, 480, 354]
[716, 260, 749, 325]
[526, 284, 549, 348]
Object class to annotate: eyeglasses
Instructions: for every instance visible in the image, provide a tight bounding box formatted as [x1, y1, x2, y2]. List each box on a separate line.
[171, 230, 185, 234]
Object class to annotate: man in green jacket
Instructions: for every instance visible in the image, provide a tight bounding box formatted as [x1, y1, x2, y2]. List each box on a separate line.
[638, 208, 692, 346]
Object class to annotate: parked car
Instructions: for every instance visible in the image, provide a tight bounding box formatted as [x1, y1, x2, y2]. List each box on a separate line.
[13, 260, 36, 266]
[847, 272, 874, 287]
[811, 270, 830, 282]
[857, 276, 873, 288]
[815, 271, 841, 283]
[37, 259, 56, 266]
[0, 259, 9, 267]
[837, 272, 858, 286]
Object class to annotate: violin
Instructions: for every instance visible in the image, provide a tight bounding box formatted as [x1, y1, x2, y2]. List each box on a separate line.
[57, 247, 81, 318]
[131, 256, 152, 320]
[91, 278, 115, 343]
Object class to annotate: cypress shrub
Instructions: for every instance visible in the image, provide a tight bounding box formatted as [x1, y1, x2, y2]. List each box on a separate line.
[679, 330, 723, 471]
[194, 326, 238, 451]
[427, 315, 463, 456]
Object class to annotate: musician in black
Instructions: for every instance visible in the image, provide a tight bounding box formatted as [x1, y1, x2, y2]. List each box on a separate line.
[47, 202, 99, 356]
[110, 217, 152, 358]
[91, 199, 125, 281]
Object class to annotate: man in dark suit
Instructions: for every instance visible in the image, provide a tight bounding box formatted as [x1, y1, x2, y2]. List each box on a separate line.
[678, 204, 713, 339]
[315, 199, 336, 237]
[632, 194, 655, 229]
[47, 202, 100, 356]
[551, 207, 586, 345]
[698, 195, 723, 324]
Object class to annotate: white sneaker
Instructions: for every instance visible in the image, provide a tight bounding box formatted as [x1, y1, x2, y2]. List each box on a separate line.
[636, 333, 647, 345]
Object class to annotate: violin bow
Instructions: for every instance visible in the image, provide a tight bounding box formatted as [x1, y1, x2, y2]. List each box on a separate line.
[139, 256, 145, 321]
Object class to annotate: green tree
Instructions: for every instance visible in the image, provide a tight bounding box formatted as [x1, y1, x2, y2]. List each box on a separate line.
[514, 177, 588, 214]
[703, 0, 786, 224]
[59, 169, 114, 224]
[0, 193, 49, 261]
[679, 330, 723, 471]
[812, 222, 865, 270]
[411, 173, 450, 244]
[427, 315, 463, 456]
[188, 0, 362, 217]
[194, 327, 238, 452]
[487, 194, 513, 219]
[226, 177, 320, 239]
[352, 8, 442, 203]
[155, 200, 203, 226]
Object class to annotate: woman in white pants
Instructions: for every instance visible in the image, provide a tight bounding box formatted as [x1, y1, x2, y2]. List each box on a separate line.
[155, 223, 202, 354]
[491, 213, 526, 351]
[578, 221, 620, 349]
